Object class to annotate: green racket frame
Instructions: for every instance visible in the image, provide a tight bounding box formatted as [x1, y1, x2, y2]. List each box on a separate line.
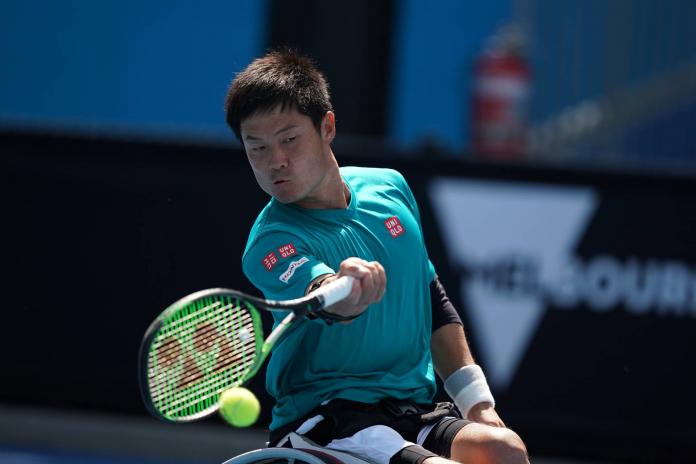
[138, 276, 354, 423]
[139, 289, 271, 422]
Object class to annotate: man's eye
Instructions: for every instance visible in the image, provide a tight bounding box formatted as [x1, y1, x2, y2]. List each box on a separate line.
[283, 136, 296, 144]
[253, 145, 266, 152]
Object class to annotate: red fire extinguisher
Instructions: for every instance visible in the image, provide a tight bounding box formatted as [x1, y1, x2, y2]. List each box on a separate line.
[471, 26, 531, 160]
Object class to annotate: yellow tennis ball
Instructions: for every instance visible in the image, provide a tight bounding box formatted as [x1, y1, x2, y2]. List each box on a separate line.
[218, 387, 260, 427]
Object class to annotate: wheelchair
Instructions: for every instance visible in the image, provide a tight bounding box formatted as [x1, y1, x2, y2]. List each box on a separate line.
[221, 432, 373, 464]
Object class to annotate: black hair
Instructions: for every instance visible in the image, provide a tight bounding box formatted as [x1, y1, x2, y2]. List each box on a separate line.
[224, 49, 333, 141]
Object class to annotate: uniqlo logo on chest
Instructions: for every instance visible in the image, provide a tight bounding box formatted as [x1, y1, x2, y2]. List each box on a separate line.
[384, 216, 405, 238]
[278, 243, 297, 258]
[262, 251, 278, 271]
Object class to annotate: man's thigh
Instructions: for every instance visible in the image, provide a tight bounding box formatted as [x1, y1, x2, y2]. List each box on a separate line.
[420, 417, 472, 458]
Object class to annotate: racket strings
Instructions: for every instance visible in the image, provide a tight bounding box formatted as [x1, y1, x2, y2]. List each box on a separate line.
[149, 298, 250, 369]
[151, 311, 249, 382]
[151, 302, 227, 365]
[150, 318, 249, 393]
[149, 310, 256, 415]
[147, 296, 259, 419]
[149, 300, 254, 387]
[158, 300, 225, 333]
[157, 315, 253, 391]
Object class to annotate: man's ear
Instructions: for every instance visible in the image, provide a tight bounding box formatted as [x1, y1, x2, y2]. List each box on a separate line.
[322, 111, 336, 143]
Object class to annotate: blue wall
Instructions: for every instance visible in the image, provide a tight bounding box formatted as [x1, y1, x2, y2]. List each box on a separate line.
[0, 0, 267, 139]
[2, 1, 694, 162]
[388, 1, 513, 153]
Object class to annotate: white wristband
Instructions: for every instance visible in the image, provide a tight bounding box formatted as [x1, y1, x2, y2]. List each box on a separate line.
[443, 364, 495, 418]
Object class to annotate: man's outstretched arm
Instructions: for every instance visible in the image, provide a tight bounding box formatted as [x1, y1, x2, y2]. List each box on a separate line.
[429, 277, 504, 427]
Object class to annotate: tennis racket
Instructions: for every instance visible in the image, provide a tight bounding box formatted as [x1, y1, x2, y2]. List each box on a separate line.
[139, 276, 354, 422]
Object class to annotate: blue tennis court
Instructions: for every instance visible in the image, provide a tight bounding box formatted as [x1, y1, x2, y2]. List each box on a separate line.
[0, 446, 206, 464]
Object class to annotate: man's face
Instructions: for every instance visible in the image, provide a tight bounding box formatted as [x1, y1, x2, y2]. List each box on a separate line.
[240, 106, 335, 207]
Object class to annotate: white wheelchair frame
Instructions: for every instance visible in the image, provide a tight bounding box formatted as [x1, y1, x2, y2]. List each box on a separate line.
[221, 432, 373, 464]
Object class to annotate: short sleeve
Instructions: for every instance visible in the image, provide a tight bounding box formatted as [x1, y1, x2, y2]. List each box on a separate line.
[392, 170, 437, 283]
[242, 232, 335, 301]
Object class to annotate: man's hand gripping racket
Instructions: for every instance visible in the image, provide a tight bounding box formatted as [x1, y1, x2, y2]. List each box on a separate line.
[138, 276, 355, 422]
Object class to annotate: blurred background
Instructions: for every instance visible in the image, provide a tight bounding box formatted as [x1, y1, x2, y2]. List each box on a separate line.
[2, 1, 695, 463]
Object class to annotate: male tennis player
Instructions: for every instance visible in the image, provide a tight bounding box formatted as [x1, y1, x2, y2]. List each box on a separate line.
[225, 50, 528, 464]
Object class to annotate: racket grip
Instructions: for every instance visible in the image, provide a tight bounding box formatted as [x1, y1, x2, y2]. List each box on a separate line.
[317, 275, 355, 307]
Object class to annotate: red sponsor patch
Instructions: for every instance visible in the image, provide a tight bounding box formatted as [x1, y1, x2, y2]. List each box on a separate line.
[384, 216, 405, 238]
[262, 251, 278, 271]
[278, 243, 297, 258]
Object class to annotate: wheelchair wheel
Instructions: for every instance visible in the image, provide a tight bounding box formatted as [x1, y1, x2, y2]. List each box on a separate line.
[222, 447, 343, 464]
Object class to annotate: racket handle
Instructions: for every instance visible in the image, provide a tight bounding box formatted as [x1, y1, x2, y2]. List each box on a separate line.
[317, 275, 355, 307]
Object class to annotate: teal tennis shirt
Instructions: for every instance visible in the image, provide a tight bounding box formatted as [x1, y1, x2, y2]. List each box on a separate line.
[242, 166, 437, 430]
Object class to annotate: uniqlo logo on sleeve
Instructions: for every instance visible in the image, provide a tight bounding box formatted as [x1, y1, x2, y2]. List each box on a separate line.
[262, 251, 278, 271]
[278, 243, 297, 258]
[384, 216, 405, 238]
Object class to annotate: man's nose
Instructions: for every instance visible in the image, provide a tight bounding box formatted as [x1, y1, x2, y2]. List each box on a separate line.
[269, 145, 288, 170]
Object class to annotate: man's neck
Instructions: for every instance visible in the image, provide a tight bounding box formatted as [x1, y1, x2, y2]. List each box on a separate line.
[291, 158, 348, 210]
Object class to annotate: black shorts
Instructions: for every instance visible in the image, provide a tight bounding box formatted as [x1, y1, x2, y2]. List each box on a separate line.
[270, 399, 471, 464]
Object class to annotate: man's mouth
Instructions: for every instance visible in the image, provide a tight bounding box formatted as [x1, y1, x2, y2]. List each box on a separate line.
[273, 179, 288, 185]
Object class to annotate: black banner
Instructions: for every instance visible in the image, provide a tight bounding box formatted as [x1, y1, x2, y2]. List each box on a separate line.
[4, 132, 695, 462]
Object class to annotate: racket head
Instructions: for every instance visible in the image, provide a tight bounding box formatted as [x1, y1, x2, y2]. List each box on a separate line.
[138, 289, 265, 422]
